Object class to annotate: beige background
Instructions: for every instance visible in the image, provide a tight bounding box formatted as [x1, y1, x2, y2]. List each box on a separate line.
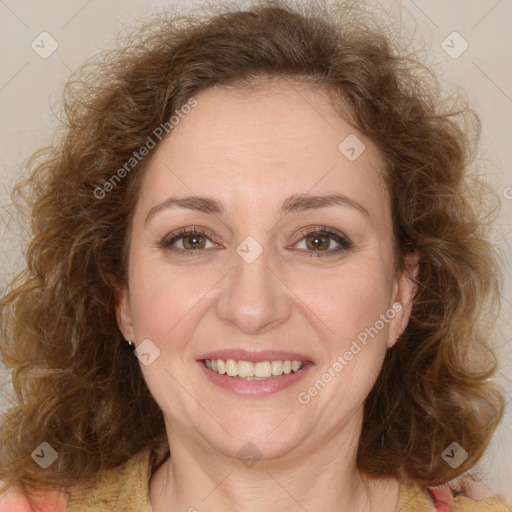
[0, 0, 511, 502]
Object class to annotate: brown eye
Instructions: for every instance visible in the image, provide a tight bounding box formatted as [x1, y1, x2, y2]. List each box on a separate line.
[181, 233, 207, 250]
[295, 227, 352, 256]
[161, 227, 217, 255]
[305, 233, 331, 251]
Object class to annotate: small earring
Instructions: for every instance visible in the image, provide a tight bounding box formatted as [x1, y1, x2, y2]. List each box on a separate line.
[124, 330, 133, 346]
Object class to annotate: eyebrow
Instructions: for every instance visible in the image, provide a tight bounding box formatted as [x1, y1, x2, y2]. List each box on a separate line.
[144, 193, 371, 225]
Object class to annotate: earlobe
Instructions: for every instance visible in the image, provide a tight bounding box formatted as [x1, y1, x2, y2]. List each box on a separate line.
[115, 286, 134, 342]
[387, 251, 420, 348]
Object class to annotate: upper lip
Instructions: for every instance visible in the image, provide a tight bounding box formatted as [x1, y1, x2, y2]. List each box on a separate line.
[198, 349, 313, 363]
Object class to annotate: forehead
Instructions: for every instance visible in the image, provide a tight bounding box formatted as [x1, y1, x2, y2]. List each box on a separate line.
[167, 79, 366, 160]
[138, 79, 389, 222]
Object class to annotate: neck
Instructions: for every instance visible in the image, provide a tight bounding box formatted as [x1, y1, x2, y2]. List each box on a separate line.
[149, 416, 400, 512]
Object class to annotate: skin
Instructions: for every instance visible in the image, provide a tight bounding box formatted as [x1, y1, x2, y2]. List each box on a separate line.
[116, 79, 419, 512]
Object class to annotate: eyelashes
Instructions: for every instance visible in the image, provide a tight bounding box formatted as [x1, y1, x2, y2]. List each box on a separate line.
[159, 225, 353, 258]
[294, 226, 352, 255]
[160, 226, 218, 254]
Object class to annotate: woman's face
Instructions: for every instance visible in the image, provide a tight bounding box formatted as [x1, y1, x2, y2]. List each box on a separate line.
[117, 80, 417, 461]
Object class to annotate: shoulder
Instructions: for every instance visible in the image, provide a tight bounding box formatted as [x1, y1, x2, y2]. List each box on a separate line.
[0, 448, 154, 512]
[451, 495, 511, 512]
[66, 448, 153, 512]
[0, 480, 67, 512]
[428, 481, 511, 512]
[397, 479, 510, 512]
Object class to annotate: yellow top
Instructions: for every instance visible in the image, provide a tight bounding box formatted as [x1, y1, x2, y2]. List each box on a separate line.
[2, 448, 508, 511]
[64, 448, 510, 512]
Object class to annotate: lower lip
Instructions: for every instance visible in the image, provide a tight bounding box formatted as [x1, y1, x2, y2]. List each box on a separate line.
[197, 361, 314, 397]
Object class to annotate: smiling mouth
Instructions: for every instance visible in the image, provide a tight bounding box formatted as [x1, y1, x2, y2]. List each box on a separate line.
[202, 358, 308, 380]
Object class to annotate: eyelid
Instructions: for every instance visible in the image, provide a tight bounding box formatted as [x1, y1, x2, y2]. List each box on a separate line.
[161, 226, 216, 245]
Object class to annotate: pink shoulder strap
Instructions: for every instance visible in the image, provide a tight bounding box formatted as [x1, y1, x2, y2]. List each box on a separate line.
[428, 487, 454, 512]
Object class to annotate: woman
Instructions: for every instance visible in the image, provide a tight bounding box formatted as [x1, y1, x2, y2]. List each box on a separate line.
[0, 1, 509, 510]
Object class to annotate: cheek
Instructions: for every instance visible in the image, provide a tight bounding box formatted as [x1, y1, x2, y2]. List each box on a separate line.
[303, 266, 395, 410]
[298, 259, 394, 351]
[342, 270, 392, 343]
[127, 256, 217, 345]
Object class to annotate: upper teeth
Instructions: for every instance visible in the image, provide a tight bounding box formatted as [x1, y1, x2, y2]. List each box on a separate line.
[205, 359, 305, 378]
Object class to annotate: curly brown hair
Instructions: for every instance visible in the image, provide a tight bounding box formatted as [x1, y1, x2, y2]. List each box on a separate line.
[0, 0, 505, 504]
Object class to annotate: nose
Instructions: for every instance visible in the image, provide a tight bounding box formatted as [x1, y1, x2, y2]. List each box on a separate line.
[215, 244, 292, 335]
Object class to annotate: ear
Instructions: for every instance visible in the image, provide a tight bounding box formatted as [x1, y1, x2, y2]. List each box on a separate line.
[387, 251, 419, 349]
[115, 284, 134, 343]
